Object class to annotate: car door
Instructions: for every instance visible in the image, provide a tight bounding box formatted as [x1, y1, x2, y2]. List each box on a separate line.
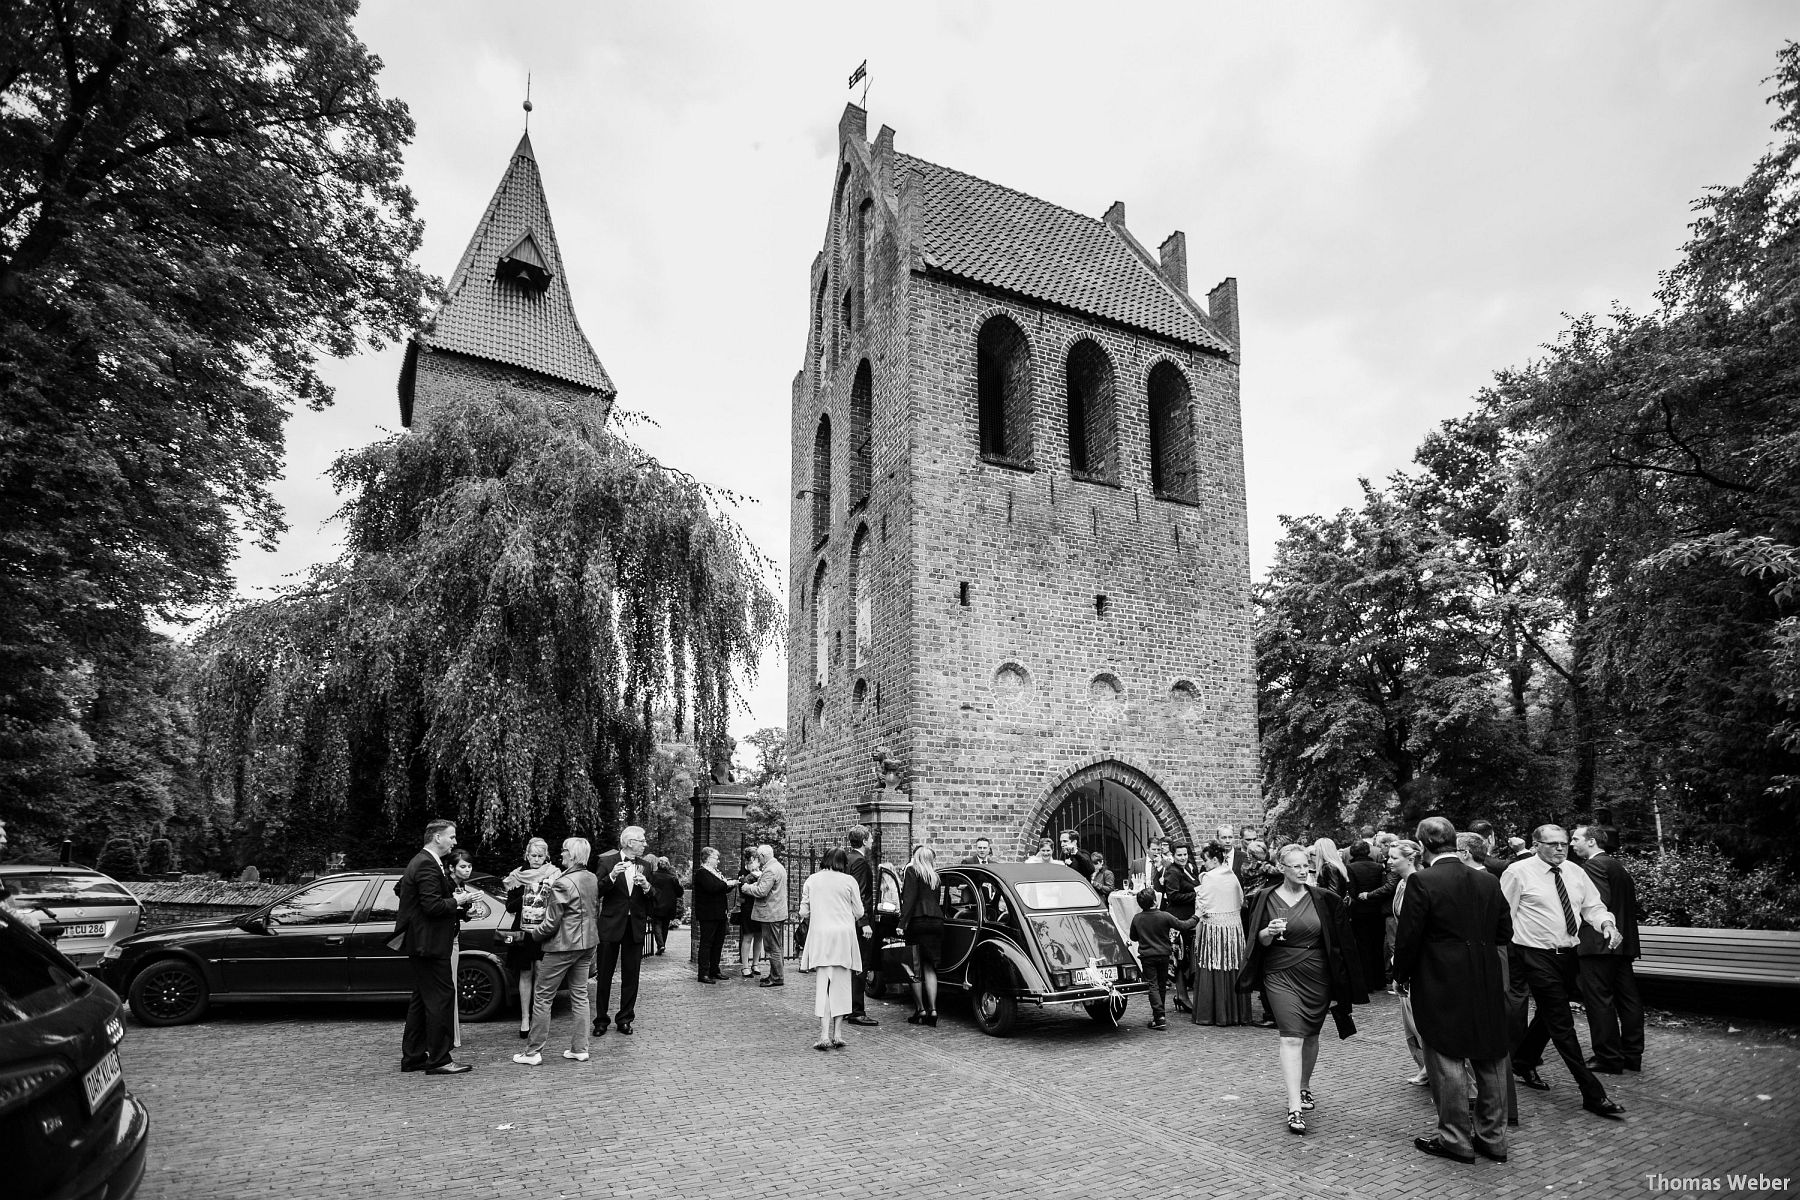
[219, 876, 370, 995]
[938, 871, 981, 980]
[347, 876, 412, 996]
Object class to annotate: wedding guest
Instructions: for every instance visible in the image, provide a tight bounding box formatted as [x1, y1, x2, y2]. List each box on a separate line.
[799, 848, 865, 1050]
[502, 838, 561, 1037]
[898, 845, 944, 1025]
[1346, 840, 1388, 990]
[736, 847, 762, 978]
[448, 849, 475, 1049]
[1311, 837, 1350, 898]
[1090, 853, 1116, 900]
[648, 855, 683, 955]
[1192, 841, 1251, 1026]
[688, 847, 738, 984]
[1129, 888, 1196, 1030]
[512, 838, 598, 1066]
[1238, 844, 1368, 1134]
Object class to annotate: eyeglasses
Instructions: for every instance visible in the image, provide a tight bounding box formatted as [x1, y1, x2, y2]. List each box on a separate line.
[1537, 840, 1569, 848]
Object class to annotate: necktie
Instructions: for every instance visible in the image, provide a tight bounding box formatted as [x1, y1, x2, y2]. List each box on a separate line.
[1550, 864, 1578, 937]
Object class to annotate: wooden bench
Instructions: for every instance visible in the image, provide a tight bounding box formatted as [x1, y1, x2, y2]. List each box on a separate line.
[1635, 925, 1800, 988]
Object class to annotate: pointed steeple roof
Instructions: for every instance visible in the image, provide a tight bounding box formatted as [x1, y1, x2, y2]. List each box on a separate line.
[401, 132, 614, 422]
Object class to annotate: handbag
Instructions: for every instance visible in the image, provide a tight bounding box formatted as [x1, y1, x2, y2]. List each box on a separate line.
[728, 909, 744, 927]
[1331, 1004, 1357, 1040]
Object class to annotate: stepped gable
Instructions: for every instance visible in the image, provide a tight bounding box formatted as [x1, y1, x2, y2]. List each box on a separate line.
[401, 131, 614, 423]
[894, 152, 1231, 354]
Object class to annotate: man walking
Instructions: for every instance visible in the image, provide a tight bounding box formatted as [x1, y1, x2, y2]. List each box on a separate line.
[1572, 824, 1645, 1073]
[1501, 824, 1626, 1117]
[396, 819, 473, 1075]
[1394, 818, 1513, 1163]
[514, 837, 598, 1065]
[742, 843, 788, 987]
[844, 825, 880, 1026]
[591, 825, 654, 1036]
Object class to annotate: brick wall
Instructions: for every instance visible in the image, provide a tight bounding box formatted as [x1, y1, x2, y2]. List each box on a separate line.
[787, 119, 1258, 868]
[409, 345, 610, 427]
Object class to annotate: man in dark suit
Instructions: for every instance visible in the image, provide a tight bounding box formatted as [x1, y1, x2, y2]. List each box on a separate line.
[688, 846, 738, 984]
[590, 825, 654, 1036]
[843, 824, 880, 1027]
[396, 818, 473, 1075]
[1573, 823, 1645, 1073]
[1467, 821, 1514, 877]
[959, 837, 994, 866]
[1058, 830, 1094, 880]
[1393, 817, 1513, 1164]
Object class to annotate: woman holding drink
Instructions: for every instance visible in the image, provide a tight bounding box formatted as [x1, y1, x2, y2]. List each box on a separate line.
[503, 838, 562, 1037]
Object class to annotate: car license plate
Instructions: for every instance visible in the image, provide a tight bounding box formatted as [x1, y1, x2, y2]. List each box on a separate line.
[1097, 966, 1117, 982]
[83, 1049, 122, 1113]
[65, 922, 107, 938]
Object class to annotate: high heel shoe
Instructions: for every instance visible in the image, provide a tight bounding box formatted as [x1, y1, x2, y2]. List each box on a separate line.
[1286, 1110, 1307, 1134]
[906, 1011, 925, 1025]
[924, 1011, 938, 1027]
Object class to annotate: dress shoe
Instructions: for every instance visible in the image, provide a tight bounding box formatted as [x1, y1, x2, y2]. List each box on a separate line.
[1585, 1057, 1624, 1074]
[1148, 1018, 1168, 1031]
[1625, 1060, 1642, 1071]
[1414, 1136, 1476, 1164]
[1473, 1143, 1509, 1163]
[400, 1060, 427, 1073]
[591, 1022, 607, 1037]
[425, 1061, 472, 1075]
[697, 976, 717, 984]
[617, 1020, 633, 1035]
[1582, 1097, 1626, 1118]
[1513, 1067, 1550, 1090]
[845, 1013, 880, 1027]
[759, 977, 784, 987]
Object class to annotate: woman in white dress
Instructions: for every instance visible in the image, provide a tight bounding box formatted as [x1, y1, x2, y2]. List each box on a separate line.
[798, 847, 866, 1051]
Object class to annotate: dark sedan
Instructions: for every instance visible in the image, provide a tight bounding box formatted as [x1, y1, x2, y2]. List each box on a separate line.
[99, 869, 518, 1027]
[878, 862, 1149, 1036]
[0, 910, 149, 1200]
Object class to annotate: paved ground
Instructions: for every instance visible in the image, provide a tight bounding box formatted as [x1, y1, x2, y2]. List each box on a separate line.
[120, 929, 1799, 1200]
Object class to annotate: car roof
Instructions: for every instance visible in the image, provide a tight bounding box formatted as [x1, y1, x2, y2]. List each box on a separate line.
[946, 862, 1089, 884]
[0, 864, 112, 877]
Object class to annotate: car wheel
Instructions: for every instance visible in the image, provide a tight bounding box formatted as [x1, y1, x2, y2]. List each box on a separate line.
[1085, 994, 1128, 1027]
[128, 959, 210, 1026]
[458, 957, 505, 1022]
[971, 978, 1017, 1037]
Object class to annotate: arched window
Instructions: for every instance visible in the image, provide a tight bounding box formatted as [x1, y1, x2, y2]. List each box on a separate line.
[1065, 339, 1117, 482]
[855, 197, 874, 327]
[850, 524, 872, 669]
[812, 560, 830, 688]
[849, 360, 872, 508]
[976, 314, 1032, 465]
[1147, 361, 1198, 503]
[811, 413, 832, 544]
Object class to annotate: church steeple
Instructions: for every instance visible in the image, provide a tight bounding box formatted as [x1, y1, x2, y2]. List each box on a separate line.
[398, 130, 614, 427]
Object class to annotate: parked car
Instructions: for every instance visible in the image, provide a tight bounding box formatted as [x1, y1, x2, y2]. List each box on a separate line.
[0, 865, 146, 971]
[0, 909, 149, 1200]
[99, 869, 517, 1027]
[874, 861, 1149, 1036]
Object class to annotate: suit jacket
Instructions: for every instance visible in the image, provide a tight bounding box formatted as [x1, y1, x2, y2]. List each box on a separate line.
[395, 849, 463, 959]
[1160, 862, 1198, 918]
[1061, 849, 1095, 880]
[845, 849, 876, 934]
[533, 867, 599, 953]
[1578, 853, 1641, 959]
[743, 857, 788, 923]
[1392, 856, 1513, 1060]
[1345, 859, 1385, 912]
[690, 865, 734, 922]
[593, 850, 655, 943]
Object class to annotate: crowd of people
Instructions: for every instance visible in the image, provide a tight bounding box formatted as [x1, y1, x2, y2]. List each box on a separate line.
[388, 811, 1648, 1168]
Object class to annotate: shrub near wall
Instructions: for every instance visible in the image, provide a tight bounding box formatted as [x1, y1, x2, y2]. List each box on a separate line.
[1624, 846, 1800, 931]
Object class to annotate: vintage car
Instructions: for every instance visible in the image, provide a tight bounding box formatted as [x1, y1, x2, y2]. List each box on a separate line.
[99, 869, 518, 1027]
[874, 861, 1148, 1036]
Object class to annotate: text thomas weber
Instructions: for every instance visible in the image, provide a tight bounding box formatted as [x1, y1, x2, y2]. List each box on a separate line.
[1645, 1174, 1792, 1193]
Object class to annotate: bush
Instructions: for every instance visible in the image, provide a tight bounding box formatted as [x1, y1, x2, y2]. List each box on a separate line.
[96, 837, 140, 880]
[1623, 845, 1800, 930]
[143, 838, 177, 876]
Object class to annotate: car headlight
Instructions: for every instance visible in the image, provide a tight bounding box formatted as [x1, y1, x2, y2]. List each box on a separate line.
[1050, 970, 1072, 989]
[102, 945, 124, 960]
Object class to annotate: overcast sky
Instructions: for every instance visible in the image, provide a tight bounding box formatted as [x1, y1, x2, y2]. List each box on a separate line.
[238, 2, 1794, 744]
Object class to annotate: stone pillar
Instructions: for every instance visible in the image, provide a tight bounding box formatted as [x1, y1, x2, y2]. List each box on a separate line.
[691, 779, 751, 968]
[858, 785, 914, 870]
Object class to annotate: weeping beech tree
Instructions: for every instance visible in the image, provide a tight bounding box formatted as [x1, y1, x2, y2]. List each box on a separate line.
[189, 387, 780, 863]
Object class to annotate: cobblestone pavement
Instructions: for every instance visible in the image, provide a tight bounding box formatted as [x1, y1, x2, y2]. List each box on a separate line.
[120, 929, 1799, 1200]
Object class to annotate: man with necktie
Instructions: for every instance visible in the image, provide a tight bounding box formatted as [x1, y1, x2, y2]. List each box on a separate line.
[590, 825, 654, 1036]
[1572, 823, 1645, 1073]
[1500, 823, 1625, 1117]
[396, 819, 474, 1075]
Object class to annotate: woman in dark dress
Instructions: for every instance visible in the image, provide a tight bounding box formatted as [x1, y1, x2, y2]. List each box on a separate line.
[898, 845, 943, 1025]
[736, 847, 762, 978]
[1238, 843, 1368, 1135]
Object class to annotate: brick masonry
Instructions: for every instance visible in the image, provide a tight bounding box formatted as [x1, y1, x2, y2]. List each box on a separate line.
[787, 107, 1258, 865]
[406, 344, 610, 428]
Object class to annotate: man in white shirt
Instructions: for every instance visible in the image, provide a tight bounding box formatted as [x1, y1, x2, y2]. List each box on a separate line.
[1500, 824, 1625, 1117]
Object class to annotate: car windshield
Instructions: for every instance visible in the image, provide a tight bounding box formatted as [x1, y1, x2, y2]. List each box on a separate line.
[1, 872, 134, 905]
[1014, 879, 1100, 911]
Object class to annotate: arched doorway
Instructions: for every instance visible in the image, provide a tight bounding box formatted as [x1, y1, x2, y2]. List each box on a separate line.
[1027, 760, 1190, 888]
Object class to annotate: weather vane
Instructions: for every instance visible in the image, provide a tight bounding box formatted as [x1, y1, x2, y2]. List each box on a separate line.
[523, 72, 533, 130]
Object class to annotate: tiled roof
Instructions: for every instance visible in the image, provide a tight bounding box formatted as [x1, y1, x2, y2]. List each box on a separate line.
[415, 132, 615, 396]
[893, 153, 1230, 354]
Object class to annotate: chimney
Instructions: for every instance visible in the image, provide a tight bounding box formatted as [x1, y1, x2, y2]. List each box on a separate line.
[1207, 277, 1240, 351]
[839, 103, 867, 146]
[874, 124, 895, 158]
[1102, 200, 1126, 230]
[1157, 231, 1188, 293]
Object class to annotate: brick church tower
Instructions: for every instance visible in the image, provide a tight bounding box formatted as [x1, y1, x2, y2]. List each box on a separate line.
[786, 106, 1258, 871]
[398, 132, 614, 428]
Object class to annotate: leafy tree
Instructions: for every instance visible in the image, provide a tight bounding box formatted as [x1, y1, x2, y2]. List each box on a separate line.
[189, 387, 780, 866]
[741, 726, 787, 787]
[0, 0, 431, 821]
[96, 835, 138, 879]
